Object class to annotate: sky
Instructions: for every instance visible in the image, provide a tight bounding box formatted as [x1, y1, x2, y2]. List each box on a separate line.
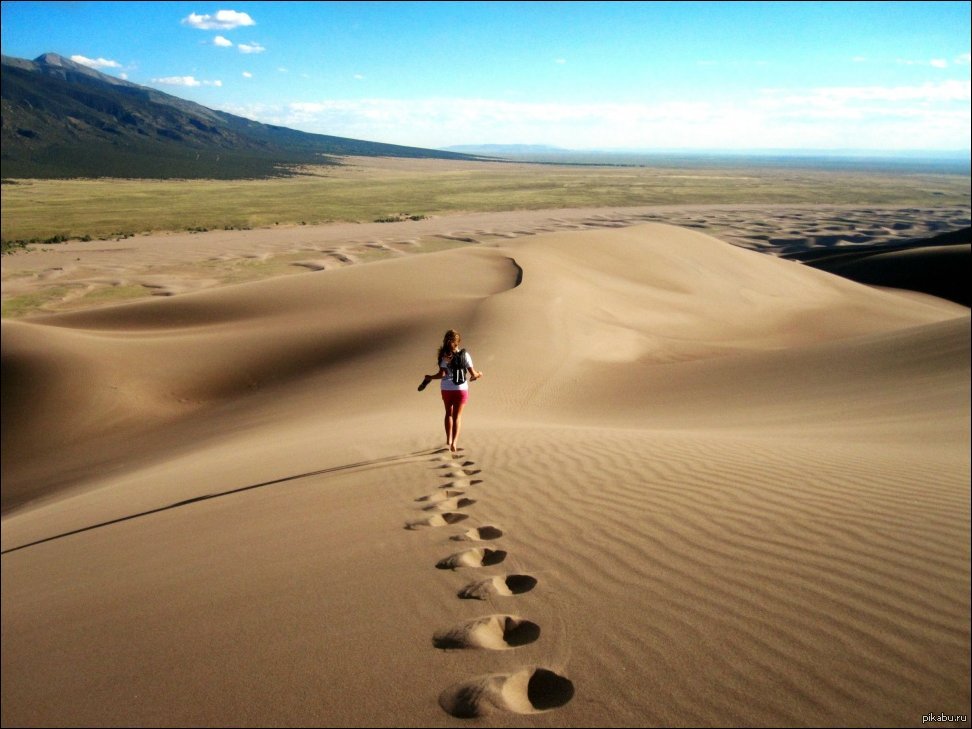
[1, 1, 970, 152]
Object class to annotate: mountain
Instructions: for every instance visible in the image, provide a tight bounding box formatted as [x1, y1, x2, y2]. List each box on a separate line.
[0, 53, 479, 179]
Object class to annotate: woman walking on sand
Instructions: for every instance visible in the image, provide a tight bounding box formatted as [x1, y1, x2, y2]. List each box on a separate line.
[418, 329, 483, 453]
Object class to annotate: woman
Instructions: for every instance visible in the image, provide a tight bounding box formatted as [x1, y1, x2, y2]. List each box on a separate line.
[418, 329, 483, 453]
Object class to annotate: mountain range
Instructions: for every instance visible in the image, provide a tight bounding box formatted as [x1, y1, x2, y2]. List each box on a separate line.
[0, 53, 479, 179]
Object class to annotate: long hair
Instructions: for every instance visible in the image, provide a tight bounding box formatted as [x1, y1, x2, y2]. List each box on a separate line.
[437, 329, 461, 361]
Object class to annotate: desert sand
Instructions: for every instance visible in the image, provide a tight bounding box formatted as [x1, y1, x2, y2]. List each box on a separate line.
[2, 202, 969, 309]
[1, 212, 969, 727]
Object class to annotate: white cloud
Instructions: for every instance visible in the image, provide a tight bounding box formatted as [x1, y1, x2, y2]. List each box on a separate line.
[71, 55, 121, 69]
[182, 10, 255, 30]
[554, 58, 567, 65]
[213, 35, 234, 48]
[767, 80, 971, 105]
[242, 71, 253, 78]
[897, 57, 956, 68]
[238, 42, 266, 54]
[152, 76, 223, 88]
[955, 52, 971, 65]
[220, 79, 971, 151]
[155, 76, 201, 87]
[354, 73, 365, 80]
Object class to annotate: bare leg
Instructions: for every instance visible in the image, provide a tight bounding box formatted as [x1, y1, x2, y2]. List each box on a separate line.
[449, 402, 466, 453]
[443, 401, 454, 448]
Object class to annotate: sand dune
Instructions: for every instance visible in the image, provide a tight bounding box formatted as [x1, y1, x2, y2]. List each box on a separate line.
[3, 202, 969, 317]
[800, 241, 970, 307]
[2, 223, 968, 727]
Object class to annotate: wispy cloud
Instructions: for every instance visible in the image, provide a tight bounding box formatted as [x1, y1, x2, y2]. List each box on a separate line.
[238, 42, 266, 54]
[182, 10, 255, 30]
[956, 52, 972, 65]
[554, 58, 567, 65]
[213, 35, 233, 48]
[763, 80, 971, 105]
[897, 56, 953, 68]
[153, 76, 223, 88]
[242, 71, 253, 78]
[71, 55, 121, 69]
[223, 79, 970, 151]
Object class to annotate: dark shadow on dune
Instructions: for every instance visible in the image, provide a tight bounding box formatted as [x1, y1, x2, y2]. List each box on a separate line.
[508, 257, 524, 287]
[1, 448, 441, 555]
[785, 227, 970, 306]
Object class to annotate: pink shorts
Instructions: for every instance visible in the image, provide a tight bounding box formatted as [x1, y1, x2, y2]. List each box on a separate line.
[441, 390, 469, 406]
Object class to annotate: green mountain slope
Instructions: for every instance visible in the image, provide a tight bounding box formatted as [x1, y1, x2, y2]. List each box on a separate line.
[1, 53, 478, 179]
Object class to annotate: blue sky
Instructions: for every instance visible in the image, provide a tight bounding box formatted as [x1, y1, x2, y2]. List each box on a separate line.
[2, 1, 970, 151]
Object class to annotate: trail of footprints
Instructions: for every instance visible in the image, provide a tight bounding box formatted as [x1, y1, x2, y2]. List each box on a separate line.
[405, 449, 575, 718]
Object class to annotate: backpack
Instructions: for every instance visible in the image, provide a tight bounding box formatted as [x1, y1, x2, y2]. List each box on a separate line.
[446, 349, 468, 386]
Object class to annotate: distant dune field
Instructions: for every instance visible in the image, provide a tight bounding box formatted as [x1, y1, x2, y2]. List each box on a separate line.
[2, 218, 968, 727]
[2, 189, 969, 317]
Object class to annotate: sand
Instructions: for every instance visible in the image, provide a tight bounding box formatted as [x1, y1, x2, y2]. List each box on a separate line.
[2, 202, 969, 310]
[1, 211, 969, 727]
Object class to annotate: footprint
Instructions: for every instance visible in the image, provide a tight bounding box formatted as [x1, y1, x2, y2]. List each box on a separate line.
[450, 525, 504, 541]
[436, 460, 475, 470]
[424, 497, 476, 512]
[415, 489, 464, 503]
[458, 574, 537, 599]
[438, 667, 575, 717]
[436, 548, 507, 569]
[440, 479, 483, 489]
[405, 513, 469, 530]
[440, 468, 482, 479]
[433, 615, 540, 650]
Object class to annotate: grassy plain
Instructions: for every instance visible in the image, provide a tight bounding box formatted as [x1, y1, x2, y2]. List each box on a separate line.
[3, 156, 970, 243]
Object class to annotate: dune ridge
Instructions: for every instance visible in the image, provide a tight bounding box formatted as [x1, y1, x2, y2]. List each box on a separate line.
[2, 222, 968, 727]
